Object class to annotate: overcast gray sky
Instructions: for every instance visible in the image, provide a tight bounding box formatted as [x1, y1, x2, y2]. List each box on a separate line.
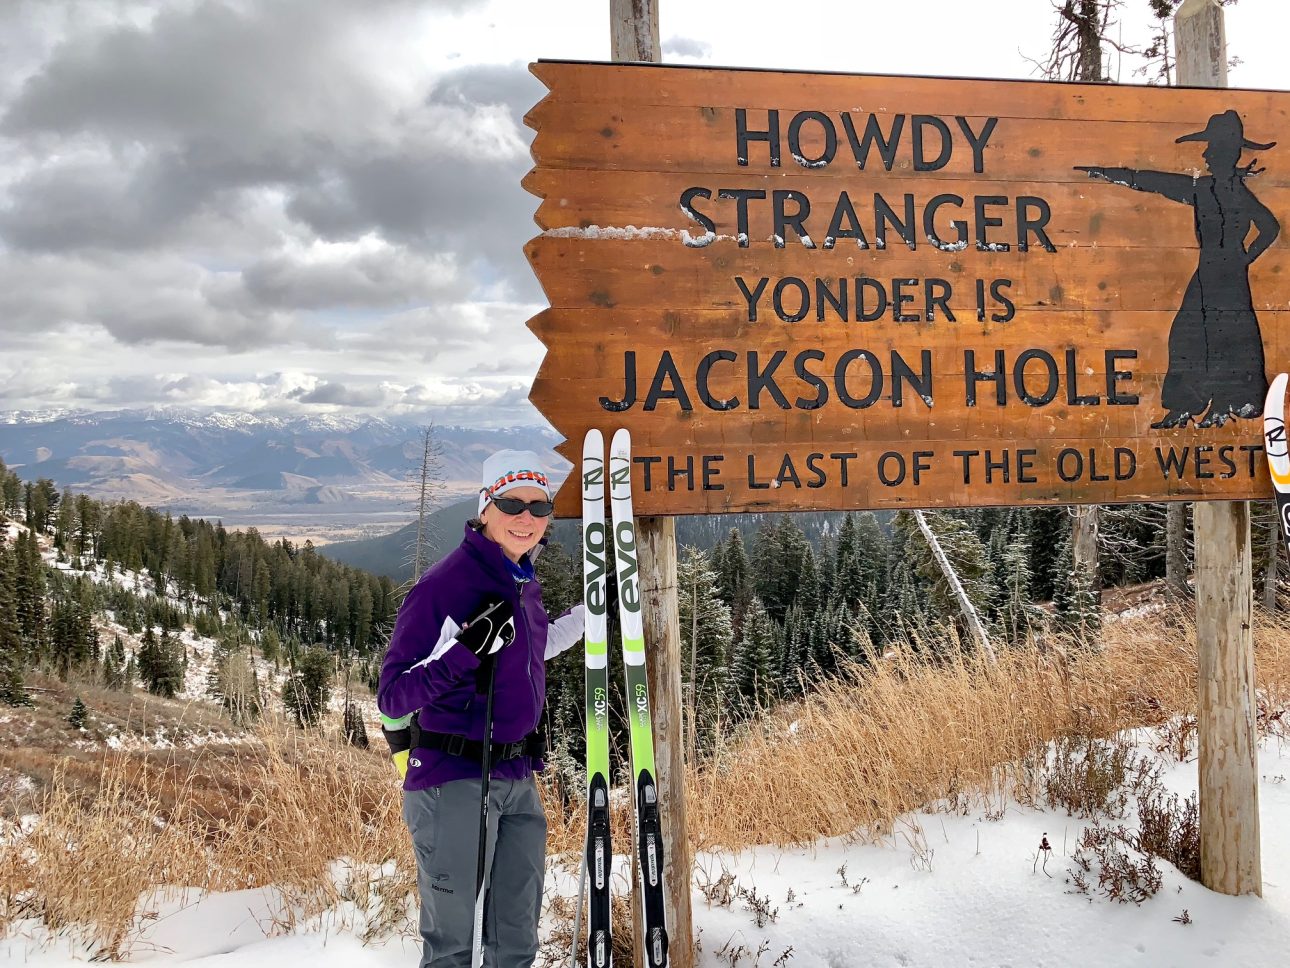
[0, 0, 1284, 427]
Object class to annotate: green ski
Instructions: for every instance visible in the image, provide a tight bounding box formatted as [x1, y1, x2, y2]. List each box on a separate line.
[581, 429, 613, 968]
[609, 428, 669, 968]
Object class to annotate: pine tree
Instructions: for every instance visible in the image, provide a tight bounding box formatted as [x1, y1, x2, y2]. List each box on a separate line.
[753, 518, 810, 624]
[796, 546, 821, 618]
[715, 527, 754, 634]
[834, 513, 863, 607]
[0, 536, 29, 705]
[0, 464, 20, 518]
[343, 701, 369, 748]
[883, 558, 929, 644]
[677, 545, 733, 755]
[138, 626, 184, 698]
[854, 512, 889, 590]
[259, 625, 282, 670]
[50, 596, 95, 681]
[1021, 512, 1057, 604]
[283, 647, 332, 727]
[54, 489, 76, 554]
[15, 528, 45, 654]
[996, 514, 1045, 645]
[1054, 532, 1102, 642]
[102, 635, 125, 690]
[352, 581, 374, 655]
[779, 600, 810, 693]
[532, 539, 585, 761]
[68, 696, 88, 730]
[731, 596, 779, 709]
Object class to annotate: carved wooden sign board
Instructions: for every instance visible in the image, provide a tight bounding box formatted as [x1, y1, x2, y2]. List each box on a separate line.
[524, 61, 1290, 517]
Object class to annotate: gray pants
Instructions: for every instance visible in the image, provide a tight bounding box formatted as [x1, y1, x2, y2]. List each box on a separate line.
[403, 775, 547, 968]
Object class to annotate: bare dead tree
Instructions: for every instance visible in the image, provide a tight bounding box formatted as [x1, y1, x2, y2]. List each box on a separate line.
[1033, 1, 1130, 602]
[1029, 0, 1136, 82]
[1261, 501, 1280, 612]
[1166, 503, 1191, 599]
[408, 424, 445, 582]
[913, 510, 995, 663]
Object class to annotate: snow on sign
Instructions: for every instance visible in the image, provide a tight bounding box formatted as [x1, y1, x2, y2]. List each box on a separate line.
[523, 60, 1290, 517]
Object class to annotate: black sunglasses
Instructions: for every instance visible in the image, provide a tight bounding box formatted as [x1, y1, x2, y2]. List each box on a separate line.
[491, 496, 554, 517]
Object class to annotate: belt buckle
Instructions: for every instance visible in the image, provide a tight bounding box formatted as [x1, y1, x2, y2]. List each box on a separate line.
[445, 734, 467, 757]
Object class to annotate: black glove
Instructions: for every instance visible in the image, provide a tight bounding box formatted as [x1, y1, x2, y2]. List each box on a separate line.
[379, 713, 413, 779]
[456, 598, 516, 657]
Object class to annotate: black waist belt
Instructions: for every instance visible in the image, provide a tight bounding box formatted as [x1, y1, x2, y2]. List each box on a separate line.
[415, 727, 546, 764]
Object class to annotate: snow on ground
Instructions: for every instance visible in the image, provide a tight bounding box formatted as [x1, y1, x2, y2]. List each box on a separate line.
[6, 734, 1290, 967]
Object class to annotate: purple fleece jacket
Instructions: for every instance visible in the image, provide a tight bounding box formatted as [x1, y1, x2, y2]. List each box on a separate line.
[377, 522, 582, 791]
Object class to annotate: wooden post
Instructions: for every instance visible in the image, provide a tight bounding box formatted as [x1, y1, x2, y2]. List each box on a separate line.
[608, 3, 695, 963]
[1174, 0, 1228, 87]
[637, 516, 693, 964]
[1175, 0, 1261, 897]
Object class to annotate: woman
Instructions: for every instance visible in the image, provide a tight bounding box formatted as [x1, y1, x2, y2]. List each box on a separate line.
[1076, 109, 1280, 428]
[378, 449, 583, 968]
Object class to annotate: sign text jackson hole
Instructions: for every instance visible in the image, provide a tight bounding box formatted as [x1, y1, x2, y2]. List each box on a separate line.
[523, 62, 1290, 516]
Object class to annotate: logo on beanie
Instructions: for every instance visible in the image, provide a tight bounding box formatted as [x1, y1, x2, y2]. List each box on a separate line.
[486, 469, 549, 495]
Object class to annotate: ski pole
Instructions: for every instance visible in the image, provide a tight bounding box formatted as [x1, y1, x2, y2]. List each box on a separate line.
[470, 655, 499, 968]
[570, 829, 588, 968]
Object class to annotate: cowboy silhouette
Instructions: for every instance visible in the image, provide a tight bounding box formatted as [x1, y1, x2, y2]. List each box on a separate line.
[1076, 110, 1280, 428]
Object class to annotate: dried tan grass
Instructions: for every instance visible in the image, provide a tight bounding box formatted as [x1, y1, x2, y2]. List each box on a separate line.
[666, 609, 1290, 851]
[0, 708, 408, 958]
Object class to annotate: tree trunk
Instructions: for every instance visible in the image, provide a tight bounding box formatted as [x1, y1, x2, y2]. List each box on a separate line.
[913, 511, 995, 662]
[1072, 504, 1100, 596]
[413, 425, 438, 581]
[1166, 502, 1190, 598]
[688, 566, 698, 763]
[1068, 4, 1103, 584]
[1074, 0, 1106, 81]
[1263, 501, 1280, 613]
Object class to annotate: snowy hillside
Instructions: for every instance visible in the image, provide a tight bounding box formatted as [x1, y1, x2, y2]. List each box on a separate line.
[3, 729, 1289, 967]
[34, 523, 381, 735]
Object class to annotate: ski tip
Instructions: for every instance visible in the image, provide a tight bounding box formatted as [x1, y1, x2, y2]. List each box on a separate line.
[1269, 373, 1290, 412]
[1266, 374, 1289, 430]
[583, 428, 604, 452]
[610, 427, 631, 454]
[1265, 374, 1290, 491]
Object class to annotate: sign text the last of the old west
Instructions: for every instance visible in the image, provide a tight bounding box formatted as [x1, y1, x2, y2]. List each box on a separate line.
[524, 63, 1290, 516]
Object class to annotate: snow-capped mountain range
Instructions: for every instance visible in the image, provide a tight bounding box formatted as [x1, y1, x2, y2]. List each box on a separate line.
[0, 409, 564, 537]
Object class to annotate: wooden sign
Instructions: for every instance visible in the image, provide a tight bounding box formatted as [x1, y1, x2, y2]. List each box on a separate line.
[524, 61, 1290, 516]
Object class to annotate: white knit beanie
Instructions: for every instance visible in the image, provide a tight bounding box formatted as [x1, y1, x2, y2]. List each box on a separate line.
[478, 449, 551, 515]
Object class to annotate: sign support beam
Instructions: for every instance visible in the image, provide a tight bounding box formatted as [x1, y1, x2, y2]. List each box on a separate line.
[608, 2, 695, 964]
[1176, 0, 1261, 899]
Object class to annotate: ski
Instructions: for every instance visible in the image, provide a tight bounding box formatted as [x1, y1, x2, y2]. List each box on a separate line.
[1264, 373, 1290, 560]
[608, 428, 669, 968]
[581, 429, 613, 968]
